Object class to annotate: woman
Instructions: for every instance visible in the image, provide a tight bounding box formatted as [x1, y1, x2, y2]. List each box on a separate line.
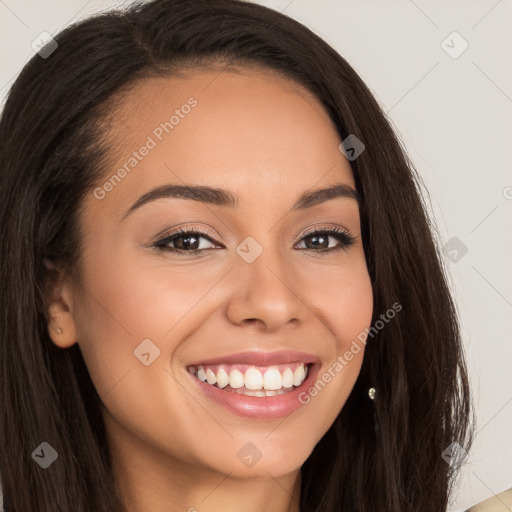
[0, 0, 474, 510]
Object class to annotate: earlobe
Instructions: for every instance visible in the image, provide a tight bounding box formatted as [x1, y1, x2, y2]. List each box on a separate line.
[44, 260, 78, 349]
[47, 302, 78, 348]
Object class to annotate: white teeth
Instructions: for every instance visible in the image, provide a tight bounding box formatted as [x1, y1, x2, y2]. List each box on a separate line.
[245, 390, 266, 397]
[281, 368, 294, 388]
[191, 362, 310, 395]
[205, 368, 217, 385]
[229, 369, 244, 389]
[216, 368, 230, 389]
[236, 388, 286, 396]
[244, 367, 263, 390]
[263, 367, 282, 390]
[293, 365, 305, 387]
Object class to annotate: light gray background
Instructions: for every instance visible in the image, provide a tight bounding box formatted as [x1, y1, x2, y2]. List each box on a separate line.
[1, 1, 511, 511]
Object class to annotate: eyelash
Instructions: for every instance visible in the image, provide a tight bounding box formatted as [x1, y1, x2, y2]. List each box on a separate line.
[152, 225, 356, 256]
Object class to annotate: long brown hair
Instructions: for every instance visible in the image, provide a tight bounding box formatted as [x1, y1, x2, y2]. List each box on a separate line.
[0, 1, 474, 510]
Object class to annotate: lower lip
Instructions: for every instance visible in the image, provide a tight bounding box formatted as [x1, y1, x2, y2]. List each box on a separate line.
[185, 363, 321, 419]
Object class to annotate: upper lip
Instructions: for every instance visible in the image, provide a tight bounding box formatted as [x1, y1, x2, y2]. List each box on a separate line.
[187, 350, 320, 367]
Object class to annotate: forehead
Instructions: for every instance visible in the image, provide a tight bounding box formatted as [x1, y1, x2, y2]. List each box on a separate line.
[88, 66, 356, 218]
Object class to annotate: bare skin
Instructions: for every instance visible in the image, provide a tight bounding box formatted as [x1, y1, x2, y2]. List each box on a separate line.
[46, 66, 373, 512]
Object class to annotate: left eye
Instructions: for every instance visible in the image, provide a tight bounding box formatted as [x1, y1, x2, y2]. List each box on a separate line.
[295, 229, 354, 251]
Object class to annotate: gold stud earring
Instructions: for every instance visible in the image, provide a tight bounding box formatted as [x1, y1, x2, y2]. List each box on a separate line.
[368, 387, 376, 400]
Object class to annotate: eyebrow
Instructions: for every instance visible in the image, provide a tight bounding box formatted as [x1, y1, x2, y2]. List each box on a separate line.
[121, 182, 360, 220]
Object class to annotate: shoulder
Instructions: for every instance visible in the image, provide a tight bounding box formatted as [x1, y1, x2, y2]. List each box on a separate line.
[465, 487, 512, 511]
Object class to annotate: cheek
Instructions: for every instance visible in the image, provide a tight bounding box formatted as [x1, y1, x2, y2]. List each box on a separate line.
[71, 249, 236, 413]
[70, 254, 214, 465]
[295, 254, 374, 349]
[73, 251, 212, 342]
[69, 251, 175, 401]
[293, 255, 373, 433]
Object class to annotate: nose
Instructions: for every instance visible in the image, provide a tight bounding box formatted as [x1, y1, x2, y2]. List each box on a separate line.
[225, 247, 304, 332]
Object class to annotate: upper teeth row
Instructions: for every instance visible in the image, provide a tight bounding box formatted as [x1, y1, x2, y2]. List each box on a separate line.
[192, 363, 309, 390]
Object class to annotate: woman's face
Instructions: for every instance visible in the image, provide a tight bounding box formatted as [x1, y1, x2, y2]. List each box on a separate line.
[49, 67, 373, 480]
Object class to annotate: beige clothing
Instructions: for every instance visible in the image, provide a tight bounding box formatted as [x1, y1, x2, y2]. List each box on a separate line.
[466, 487, 512, 511]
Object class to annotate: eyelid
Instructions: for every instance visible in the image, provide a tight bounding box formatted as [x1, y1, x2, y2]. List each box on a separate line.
[151, 224, 221, 245]
[295, 223, 354, 242]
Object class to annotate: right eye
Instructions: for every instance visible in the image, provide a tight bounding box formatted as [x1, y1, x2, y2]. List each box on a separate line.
[153, 228, 222, 255]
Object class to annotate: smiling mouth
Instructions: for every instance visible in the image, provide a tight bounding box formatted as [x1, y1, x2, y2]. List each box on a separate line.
[186, 361, 310, 397]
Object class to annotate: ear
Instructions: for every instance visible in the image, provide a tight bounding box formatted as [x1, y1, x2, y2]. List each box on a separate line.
[44, 259, 78, 348]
